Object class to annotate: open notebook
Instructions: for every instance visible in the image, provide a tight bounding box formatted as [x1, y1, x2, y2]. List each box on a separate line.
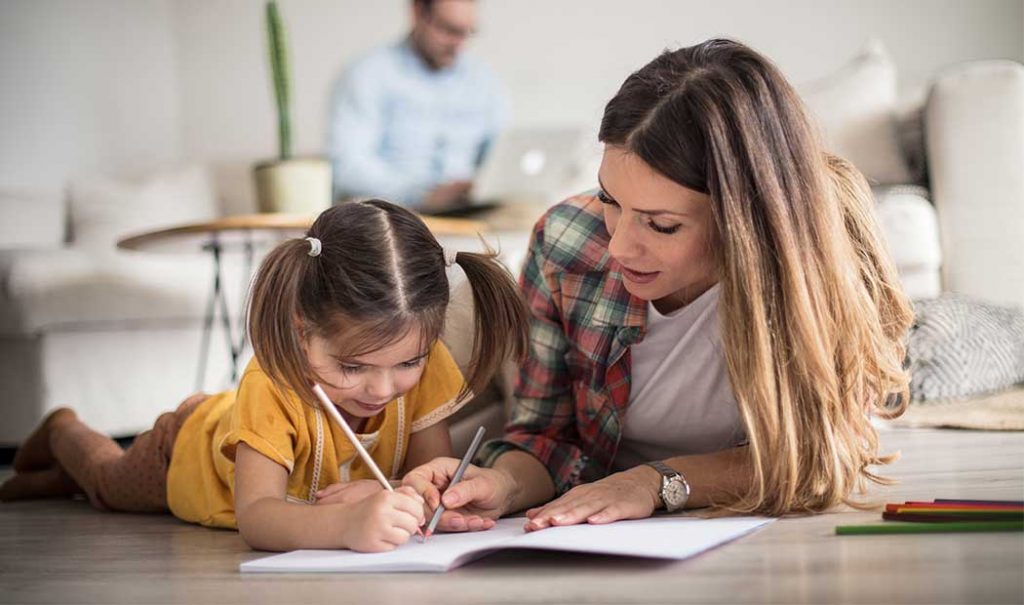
[240, 516, 773, 573]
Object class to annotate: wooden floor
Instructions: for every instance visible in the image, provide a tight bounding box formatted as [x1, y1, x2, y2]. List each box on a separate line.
[1, 427, 1022, 604]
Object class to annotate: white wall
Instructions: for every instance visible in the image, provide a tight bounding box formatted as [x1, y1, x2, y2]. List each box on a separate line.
[169, 0, 1022, 212]
[2, 0, 1021, 199]
[0, 0, 182, 192]
[174, 0, 1024, 159]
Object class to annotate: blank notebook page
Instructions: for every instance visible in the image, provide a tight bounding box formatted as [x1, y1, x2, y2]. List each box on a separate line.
[240, 516, 773, 573]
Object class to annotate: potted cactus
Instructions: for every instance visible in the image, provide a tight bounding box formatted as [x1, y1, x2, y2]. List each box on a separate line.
[253, 0, 331, 214]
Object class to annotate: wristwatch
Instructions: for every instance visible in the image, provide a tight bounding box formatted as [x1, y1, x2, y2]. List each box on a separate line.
[644, 460, 690, 512]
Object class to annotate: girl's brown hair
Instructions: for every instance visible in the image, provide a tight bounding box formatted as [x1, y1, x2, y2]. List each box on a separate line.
[247, 199, 529, 407]
[599, 39, 913, 515]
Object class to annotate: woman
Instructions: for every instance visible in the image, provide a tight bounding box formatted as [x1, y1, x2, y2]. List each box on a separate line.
[404, 38, 912, 530]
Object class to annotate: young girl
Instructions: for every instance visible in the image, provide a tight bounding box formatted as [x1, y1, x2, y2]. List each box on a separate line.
[0, 199, 529, 552]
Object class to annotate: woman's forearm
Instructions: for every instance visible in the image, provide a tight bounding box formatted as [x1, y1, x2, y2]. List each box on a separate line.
[663, 445, 753, 509]
[492, 449, 557, 514]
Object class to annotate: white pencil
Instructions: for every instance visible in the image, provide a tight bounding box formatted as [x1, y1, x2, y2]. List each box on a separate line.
[311, 383, 394, 490]
[312, 383, 425, 537]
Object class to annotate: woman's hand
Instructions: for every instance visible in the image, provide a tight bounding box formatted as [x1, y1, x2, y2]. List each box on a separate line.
[340, 486, 426, 552]
[524, 466, 660, 531]
[402, 457, 515, 532]
[313, 480, 385, 506]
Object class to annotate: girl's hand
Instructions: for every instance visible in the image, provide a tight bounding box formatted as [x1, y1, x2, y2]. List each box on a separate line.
[523, 467, 660, 531]
[401, 458, 510, 533]
[314, 480, 384, 506]
[341, 486, 426, 552]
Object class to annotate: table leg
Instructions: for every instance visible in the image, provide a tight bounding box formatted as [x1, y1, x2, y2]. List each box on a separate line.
[233, 232, 255, 367]
[195, 239, 223, 391]
[216, 273, 238, 383]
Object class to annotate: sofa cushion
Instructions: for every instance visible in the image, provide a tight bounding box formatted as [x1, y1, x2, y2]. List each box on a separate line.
[0, 188, 66, 250]
[802, 40, 912, 185]
[68, 165, 218, 251]
[0, 248, 251, 335]
[925, 60, 1024, 311]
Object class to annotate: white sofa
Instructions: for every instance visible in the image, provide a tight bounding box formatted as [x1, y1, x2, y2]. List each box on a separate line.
[0, 168, 241, 445]
[0, 166, 522, 450]
[2, 58, 1023, 450]
[798, 47, 1024, 312]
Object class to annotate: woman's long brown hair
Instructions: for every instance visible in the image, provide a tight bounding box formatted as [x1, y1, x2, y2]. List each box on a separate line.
[247, 199, 529, 407]
[599, 39, 913, 515]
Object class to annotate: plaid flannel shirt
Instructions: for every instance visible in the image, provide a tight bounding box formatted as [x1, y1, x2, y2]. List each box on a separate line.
[478, 193, 650, 495]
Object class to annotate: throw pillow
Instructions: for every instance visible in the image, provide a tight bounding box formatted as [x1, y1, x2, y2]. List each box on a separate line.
[68, 165, 218, 251]
[801, 40, 913, 185]
[908, 296, 1024, 401]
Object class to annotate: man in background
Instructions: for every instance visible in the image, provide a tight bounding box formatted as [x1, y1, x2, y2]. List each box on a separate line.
[328, 0, 509, 211]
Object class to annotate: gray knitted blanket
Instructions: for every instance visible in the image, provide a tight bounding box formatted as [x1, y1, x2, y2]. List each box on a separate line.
[908, 296, 1024, 402]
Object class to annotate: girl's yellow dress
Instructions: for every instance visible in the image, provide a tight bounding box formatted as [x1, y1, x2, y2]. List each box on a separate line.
[166, 341, 467, 528]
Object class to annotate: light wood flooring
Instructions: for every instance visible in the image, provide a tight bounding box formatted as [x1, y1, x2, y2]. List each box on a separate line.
[1, 427, 1022, 604]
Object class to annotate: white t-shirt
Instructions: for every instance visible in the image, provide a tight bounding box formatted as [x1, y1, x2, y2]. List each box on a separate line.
[613, 283, 747, 471]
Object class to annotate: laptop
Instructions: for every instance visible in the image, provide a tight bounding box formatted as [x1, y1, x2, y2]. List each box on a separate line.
[424, 127, 589, 217]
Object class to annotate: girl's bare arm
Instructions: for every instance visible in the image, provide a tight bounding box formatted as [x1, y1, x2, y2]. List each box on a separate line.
[401, 420, 453, 473]
[234, 443, 424, 552]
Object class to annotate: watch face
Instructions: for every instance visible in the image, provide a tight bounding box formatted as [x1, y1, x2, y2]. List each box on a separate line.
[663, 478, 688, 508]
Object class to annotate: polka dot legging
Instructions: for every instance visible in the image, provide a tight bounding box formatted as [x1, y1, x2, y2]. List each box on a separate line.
[52, 394, 207, 512]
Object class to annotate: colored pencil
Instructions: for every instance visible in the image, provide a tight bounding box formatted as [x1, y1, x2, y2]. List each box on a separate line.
[896, 501, 1024, 510]
[884, 509, 1024, 517]
[934, 498, 1024, 506]
[836, 521, 1024, 535]
[885, 503, 1024, 513]
[903, 501, 1024, 509]
[882, 511, 1024, 523]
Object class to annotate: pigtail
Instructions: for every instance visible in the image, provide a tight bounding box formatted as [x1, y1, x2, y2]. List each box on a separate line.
[452, 250, 530, 399]
[246, 238, 318, 406]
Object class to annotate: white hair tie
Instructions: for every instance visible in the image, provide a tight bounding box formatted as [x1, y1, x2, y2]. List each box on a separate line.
[306, 237, 322, 257]
[443, 247, 458, 267]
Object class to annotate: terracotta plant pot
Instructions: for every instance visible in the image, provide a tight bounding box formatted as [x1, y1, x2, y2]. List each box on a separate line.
[253, 158, 332, 214]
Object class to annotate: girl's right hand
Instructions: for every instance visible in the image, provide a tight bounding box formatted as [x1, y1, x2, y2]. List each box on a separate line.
[341, 486, 425, 552]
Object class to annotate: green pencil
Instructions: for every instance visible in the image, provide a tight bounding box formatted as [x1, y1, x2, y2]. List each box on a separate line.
[836, 521, 1024, 535]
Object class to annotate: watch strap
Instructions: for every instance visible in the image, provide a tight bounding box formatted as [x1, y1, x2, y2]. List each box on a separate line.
[645, 460, 679, 480]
